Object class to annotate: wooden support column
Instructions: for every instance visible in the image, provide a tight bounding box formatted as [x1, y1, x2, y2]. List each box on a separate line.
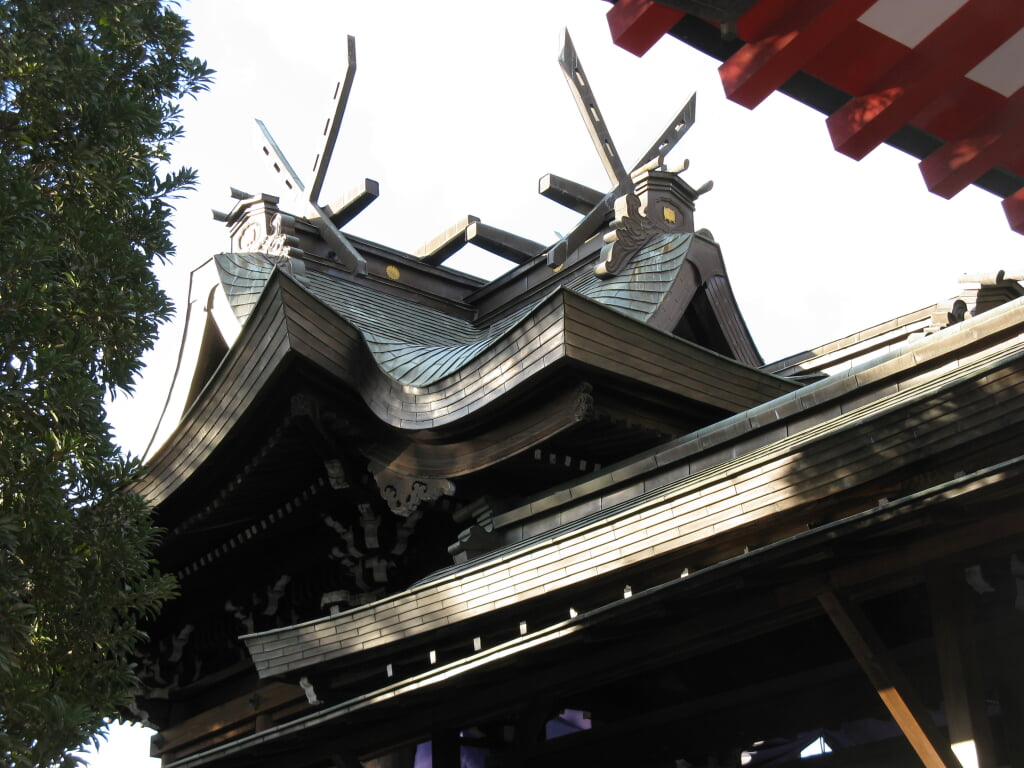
[988, 589, 1024, 768]
[818, 590, 958, 768]
[928, 568, 997, 768]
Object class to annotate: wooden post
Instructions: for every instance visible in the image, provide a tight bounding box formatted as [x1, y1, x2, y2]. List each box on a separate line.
[989, 595, 1024, 768]
[818, 590, 958, 767]
[928, 568, 997, 768]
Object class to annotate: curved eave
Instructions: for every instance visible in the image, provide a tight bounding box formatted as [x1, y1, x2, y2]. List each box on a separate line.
[139, 269, 796, 508]
[241, 309, 1024, 683]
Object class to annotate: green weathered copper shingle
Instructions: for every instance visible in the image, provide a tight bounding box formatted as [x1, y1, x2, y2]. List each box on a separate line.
[215, 231, 695, 387]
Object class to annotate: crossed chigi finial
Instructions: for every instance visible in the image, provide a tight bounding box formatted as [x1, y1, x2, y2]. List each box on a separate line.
[251, 35, 367, 274]
[547, 29, 710, 276]
[233, 30, 708, 278]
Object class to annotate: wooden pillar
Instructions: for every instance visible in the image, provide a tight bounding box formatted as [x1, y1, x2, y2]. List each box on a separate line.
[818, 590, 958, 768]
[928, 568, 997, 768]
[989, 589, 1024, 767]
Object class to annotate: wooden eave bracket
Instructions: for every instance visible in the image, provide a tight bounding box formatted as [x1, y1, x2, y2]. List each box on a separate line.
[825, 3, 1024, 161]
[1003, 186, 1024, 234]
[717, 0, 876, 110]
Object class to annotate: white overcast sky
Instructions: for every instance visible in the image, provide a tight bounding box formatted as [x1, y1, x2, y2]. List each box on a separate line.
[94, 0, 1021, 764]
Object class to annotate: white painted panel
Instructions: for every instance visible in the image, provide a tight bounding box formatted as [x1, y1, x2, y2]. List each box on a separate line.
[859, 0, 967, 47]
[967, 26, 1024, 97]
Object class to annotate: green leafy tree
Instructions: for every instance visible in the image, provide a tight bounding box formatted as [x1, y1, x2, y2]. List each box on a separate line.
[0, 2, 210, 765]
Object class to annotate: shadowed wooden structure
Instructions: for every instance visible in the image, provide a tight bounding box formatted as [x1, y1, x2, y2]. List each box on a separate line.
[133, 28, 1024, 768]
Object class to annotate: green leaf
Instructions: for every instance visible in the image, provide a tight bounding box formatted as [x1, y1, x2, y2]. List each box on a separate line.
[0, 1, 208, 765]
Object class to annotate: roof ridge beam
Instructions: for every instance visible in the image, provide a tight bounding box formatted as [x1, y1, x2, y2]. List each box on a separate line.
[827, 0, 1024, 160]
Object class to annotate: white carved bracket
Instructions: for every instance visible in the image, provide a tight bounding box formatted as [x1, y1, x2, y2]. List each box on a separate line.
[369, 461, 455, 517]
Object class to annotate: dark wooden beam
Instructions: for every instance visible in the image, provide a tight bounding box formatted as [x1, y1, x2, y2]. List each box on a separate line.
[987, 599, 1024, 767]
[466, 222, 545, 264]
[818, 590, 958, 768]
[538, 173, 604, 215]
[324, 178, 379, 228]
[414, 216, 481, 265]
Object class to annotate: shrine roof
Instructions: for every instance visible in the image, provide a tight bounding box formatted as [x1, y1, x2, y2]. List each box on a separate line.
[216, 230, 702, 387]
[239, 293, 1024, 681]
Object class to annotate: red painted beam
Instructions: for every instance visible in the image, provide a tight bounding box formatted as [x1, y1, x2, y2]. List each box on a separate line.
[1003, 186, 1024, 234]
[827, 0, 1024, 161]
[804, 22, 906, 97]
[736, 0, 802, 42]
[920, 85, 1024, 198]
[607, 0, 685, 57]
[720, 0, 876, 109]
[913, 78, 1006, 143]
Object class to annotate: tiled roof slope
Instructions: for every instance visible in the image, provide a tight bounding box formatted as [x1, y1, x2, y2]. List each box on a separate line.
[216, 232, 696, 386]
[241, 295, 1024, 680]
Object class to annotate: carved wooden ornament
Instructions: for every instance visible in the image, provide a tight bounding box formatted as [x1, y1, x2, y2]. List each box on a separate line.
[369, 461, 455, 517]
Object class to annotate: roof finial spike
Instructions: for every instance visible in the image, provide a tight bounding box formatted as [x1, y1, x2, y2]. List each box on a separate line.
[631, 92, 696, 174]
[246, 41, 367, 275]
[559, 27, 628, 189]
[308, 34, 357, 208]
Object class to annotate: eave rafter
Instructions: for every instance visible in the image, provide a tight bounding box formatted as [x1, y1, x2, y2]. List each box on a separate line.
[919, 83, 1024, 199]
[825, 0, 1024, 161]
[604, 0, 1024, 234]
[718, 0, 876, 109]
